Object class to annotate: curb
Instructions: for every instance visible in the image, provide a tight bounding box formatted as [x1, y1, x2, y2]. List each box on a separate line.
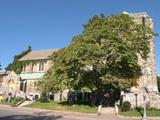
[0, 104, 96, 120]
[21, 106, 97, 116]
[0, 104, 11, 107]
[0, 104, 96, 116]
[117, 114, 160, 120]
[2, 104, 160, 120]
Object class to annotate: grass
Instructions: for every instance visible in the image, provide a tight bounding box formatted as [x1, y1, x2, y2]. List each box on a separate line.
[119, 109, 160, 117]
[1, 101, 15, 106]
[1, 97, 24, 107]
[25, 101, 97, 113]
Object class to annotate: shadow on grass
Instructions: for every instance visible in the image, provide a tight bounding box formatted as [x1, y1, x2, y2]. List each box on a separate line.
[136, 108, 143, 117]
[58, 101, 94, 106]
[0, 114, 62, 120]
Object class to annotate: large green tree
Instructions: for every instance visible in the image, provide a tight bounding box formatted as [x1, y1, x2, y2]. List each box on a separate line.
[42, 14, 153, 104]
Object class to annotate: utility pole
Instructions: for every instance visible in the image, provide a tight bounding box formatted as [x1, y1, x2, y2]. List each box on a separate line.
[142, 72, 148, 120]
[141, 16, 148, 120]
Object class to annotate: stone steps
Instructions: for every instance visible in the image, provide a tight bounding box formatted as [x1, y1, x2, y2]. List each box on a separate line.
[101, 107, 115, 114]
[18, 100, 33, 107]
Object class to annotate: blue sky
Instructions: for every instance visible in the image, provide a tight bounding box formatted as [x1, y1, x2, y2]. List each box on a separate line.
[0, 0, 160, 75]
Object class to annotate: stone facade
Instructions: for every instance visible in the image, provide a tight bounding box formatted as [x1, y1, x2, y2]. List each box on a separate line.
[21, 60, 53, 73]
[18, 49, 58, 99]
[25, 79, 39, 96]
[0, 71, 19, 97]
[0, 49, 69, 101]
[122, 12, 160, 108]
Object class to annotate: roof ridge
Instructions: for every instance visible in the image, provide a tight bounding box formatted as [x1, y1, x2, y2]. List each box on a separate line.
[18, 48, 60, 61]
[123, 11, 149, 17]
[31, 48, 60, 52]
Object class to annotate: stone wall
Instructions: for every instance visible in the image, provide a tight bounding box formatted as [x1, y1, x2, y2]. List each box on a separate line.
[25, 80, 39, 94]
[53, 90, 69, 101]
[0, 71, 19, 96]
[22, 60, 53, 73]
[129, 12, 158, 92]
[123, 12, 160, 108]
[20, 59, 53, 99]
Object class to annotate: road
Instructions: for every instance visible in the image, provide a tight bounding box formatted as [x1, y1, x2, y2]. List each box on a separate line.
[0, 105, 159, 120]
[0, 105, 137, 120]
[0, 105, 77, 120]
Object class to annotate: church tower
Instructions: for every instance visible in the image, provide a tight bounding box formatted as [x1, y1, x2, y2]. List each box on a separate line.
[122, 12, 160, 108]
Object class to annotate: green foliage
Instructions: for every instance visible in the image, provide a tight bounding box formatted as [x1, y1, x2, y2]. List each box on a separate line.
[43, 14, 152, 97]
[121, 101, 131, 112]
[6, 46, 32, 73]
[12, 96, 24, 104]
[2, 96, 24, 106]
[146, 101, 151, 110]
[14, 46, 32, 61]
[135, 106, 143, 111]
[136, 102, 154, 111]
[39, 91, 48, 102]
[6, 46, 50, 74]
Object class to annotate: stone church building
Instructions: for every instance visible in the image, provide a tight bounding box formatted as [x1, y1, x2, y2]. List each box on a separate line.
[0, 12, 159, 108]
[122, 12, 160, 108]
[18, 49, 59, 99]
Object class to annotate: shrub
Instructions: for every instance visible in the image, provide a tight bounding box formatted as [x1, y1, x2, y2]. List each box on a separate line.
[136, 105, 156, 111]
[121, 101, 131, 112]
[1, 99, 5, 104]
[136, 106, 143, 111]
[149, 107, 157, 111]
[146, 102, 151, 110]
[145, 102, 157, 110]
[39, 91, 48, 102]
[12, 97, 24, 104]
[15, 97, 23, 102]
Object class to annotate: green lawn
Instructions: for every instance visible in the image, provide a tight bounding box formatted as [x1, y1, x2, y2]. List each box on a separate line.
[1, 101, 15, 106]
[1, 97, 24, 107]
[119, 109, 160, 117]
[25, 101, 97, 113]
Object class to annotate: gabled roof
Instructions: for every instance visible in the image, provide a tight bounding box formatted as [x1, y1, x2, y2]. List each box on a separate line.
[19, 48, 60, 61]
[0, 70, 10, 75]
[0, 70, 6, 75]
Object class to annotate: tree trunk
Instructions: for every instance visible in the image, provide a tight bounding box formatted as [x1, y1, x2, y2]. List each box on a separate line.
[90, 91, 96, 106]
